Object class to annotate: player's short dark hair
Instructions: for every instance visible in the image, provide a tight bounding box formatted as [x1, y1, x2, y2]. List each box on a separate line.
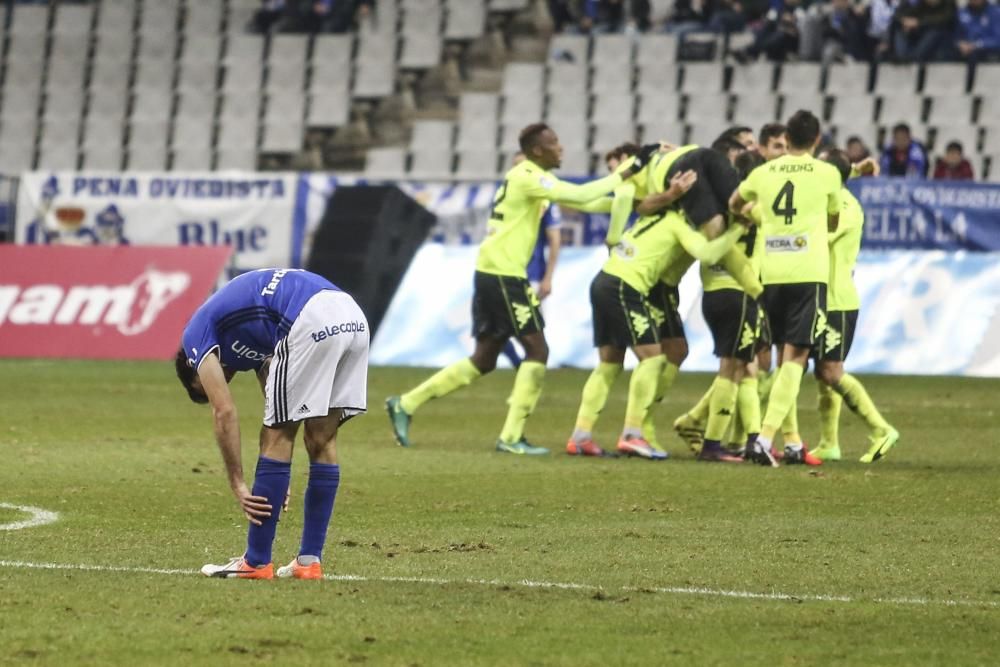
[604, 142, 640, 163]
[518, 123, 551, 154]
[946, 140, 963, 153]
[710, 137, 746, 157]
[175, 347, 208, 404]
[824, 148, 852, 185]
[892, 123, 911, 136]
[758, 123, 787, 146]
[846, 135, 863, 146]
[786, 110, 821, 149]
[719, 126, 753, 143]
[734, 150, 765, 181]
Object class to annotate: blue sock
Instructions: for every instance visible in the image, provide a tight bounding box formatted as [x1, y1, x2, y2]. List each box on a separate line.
[299, 463, 340, 561]
[502, 340, 522, 368]
[244, 456, 291, 567]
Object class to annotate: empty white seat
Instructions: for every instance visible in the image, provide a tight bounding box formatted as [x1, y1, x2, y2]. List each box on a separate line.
[637, 34, 677, 67]
[640, 120, 687, 145]
[922, 63, 968, 95]
[557, 149, 591, 176]
[778, 63, 822, 93]
[728, 63, 775, 95]
[83, 115, 124, 147]
[830, 96, 876, 124]
[217, 117, 259, 149]
[260, 120, 304, 153]
[185, 2, 223, 34]
[353, 59, 394, 97]
[592, 94, 633, 124]
[503, 63, 544, 96]
[591, 122, 636, 154]
[131, 90, 174, 122]
[81, 143, 123, 170]
[879, 95, 923, 127]
[180, 33, 222, 65]
[96, 1, 136, 36]
[455, 118, 497, 150]
[266, 63, 306, 92]
[925, 95, 975, 125]
[459, 93, 499, 119]
[134, 60, 176, 89]
[550, 34, 589, 64]
[545, 116, 588, 147]
[306, 92, 350, 127]
[455, 149, 498, 178]
[593, 34, 633, 68]
[734, 92, 779, 123]
[10, 4, 49, 37]
[313, 35, 354, 69]
[173, 117, 214, 148]
[682, 63, 724, 93]
[37, 140, 78, 170]
[687, 121, 730, 145]
[222, 60, 262, 93]
[225, 35, 265, 63]
[637, 91, 682, 123]
[972, 64, 1000, 94]
[270, 35, 309, 66]
[780, 91, 825, 118]
[591, 65, 633, 95]
[43, 88, 86, 122]
[53, 4, 93, 35]
[129, 118, 170, 149]
[635, 64, 679, 95]
[685, 93, 730, 123]
[874, 64, 919, 95]
[177, 61, 219, 93]
[825, 63, 870, 94]
[445, 2, 485, 40]
[365, 147, 407, 177]
[400, 33, 442, 69]
[409, 149, 453, 178]
[220, 90, 262, 120]
[127, 143, 169, 170]
[171, 146, 213, 170]
[216, 146, 257, 170]
[500, 94, 543, 126]
[410, 120, 453, 150]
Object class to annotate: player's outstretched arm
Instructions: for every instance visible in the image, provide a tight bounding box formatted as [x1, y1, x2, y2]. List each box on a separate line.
[677, 219, 745, 265]
[605, 182, 636, 246]
[199, 354, 271, 526]
[538, 225, 561, 300]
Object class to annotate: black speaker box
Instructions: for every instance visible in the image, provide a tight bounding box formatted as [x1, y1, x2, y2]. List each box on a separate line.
[306, 185, 436, 334]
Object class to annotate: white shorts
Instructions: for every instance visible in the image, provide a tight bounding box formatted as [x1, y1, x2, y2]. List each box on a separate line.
[263, 290, 369, 426]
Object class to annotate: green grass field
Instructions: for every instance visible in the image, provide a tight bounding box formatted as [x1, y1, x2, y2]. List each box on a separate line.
[1, 360, 998, 666]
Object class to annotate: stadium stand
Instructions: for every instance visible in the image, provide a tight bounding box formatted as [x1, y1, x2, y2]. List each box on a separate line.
[0, 0, 996, 180]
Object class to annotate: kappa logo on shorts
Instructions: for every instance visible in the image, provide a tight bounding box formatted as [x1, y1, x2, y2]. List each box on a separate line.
[630, 311, 650, 338]
[824, 323, 842, 353]
[765, 234, 809, 253]
[740, 322, 756, 350]
[647, 304, 665, 328]
[814, 309, 828, 340]
[513, 303, 533, 329]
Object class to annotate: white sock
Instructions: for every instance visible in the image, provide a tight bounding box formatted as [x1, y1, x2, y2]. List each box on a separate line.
[297, 555, 320, 565]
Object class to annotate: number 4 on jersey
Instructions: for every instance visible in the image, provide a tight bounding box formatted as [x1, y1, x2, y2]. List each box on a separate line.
[772, 180, 796, 225]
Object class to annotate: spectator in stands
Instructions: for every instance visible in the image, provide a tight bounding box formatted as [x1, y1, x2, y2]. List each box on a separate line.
[845, 135, 872, 163]
[933, 141, 975, 180]
[732, 0, 804, 63]
[821, 0, 869, 63]
[300, 0, 373, 33]
[863, 0, 900, 61]
[667, 0, 717, 34]
[880, 123, 929, 178]
[892, 0, 957, 62]
[598, 0, 652, 31]
[957, 0, 1000, 62]
[548, 0, 596, 32]
[708, 0, 770, 34]
[253, 0, 293, 33]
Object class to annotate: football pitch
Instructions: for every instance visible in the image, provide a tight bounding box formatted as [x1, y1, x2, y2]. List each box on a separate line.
[1, 360, 998, 666]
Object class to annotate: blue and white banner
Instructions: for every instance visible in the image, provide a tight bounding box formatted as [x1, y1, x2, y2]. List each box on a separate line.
[848, 177, 1000, 251]
[15, 172, 298, 272]
[372, 247, 1000, 377]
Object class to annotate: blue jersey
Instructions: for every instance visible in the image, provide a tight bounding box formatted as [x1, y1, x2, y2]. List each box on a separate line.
[182, 269, 340, 372]
[526, 204, 561, 283]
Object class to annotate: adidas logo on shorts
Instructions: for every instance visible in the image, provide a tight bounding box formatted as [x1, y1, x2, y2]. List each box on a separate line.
[297, 404, 310, 414]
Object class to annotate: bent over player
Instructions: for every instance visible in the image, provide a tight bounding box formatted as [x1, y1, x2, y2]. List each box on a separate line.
[386, 123, 658, 455]
[175, 268, 369, 579]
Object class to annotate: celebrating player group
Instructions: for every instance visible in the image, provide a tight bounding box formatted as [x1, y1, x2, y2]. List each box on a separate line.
[386, 109, 899, 467]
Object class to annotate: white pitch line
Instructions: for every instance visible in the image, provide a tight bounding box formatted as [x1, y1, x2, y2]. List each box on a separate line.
[0, 559, 997, 610]
[0, 503, 59, 531]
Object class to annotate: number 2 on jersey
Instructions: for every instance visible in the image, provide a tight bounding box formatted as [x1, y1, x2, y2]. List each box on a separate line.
[772, 180, 796, 225]
[490, 180, 508, 221]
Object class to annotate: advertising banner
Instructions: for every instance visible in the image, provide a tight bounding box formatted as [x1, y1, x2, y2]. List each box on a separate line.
[15, 172, 297, 272]
[0, 245, 231, 360]
[371, 247, 1000, 377]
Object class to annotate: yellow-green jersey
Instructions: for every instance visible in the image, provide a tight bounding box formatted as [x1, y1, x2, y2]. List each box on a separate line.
[606, 160, 651, 246]
[603, 210, 743, 295]
[827, 188, 864, 311]
[737, 153, 841, 286]
[477, 159, 625, 278]
[648, 145, 698, 196]
[700, 204, 764, 292]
